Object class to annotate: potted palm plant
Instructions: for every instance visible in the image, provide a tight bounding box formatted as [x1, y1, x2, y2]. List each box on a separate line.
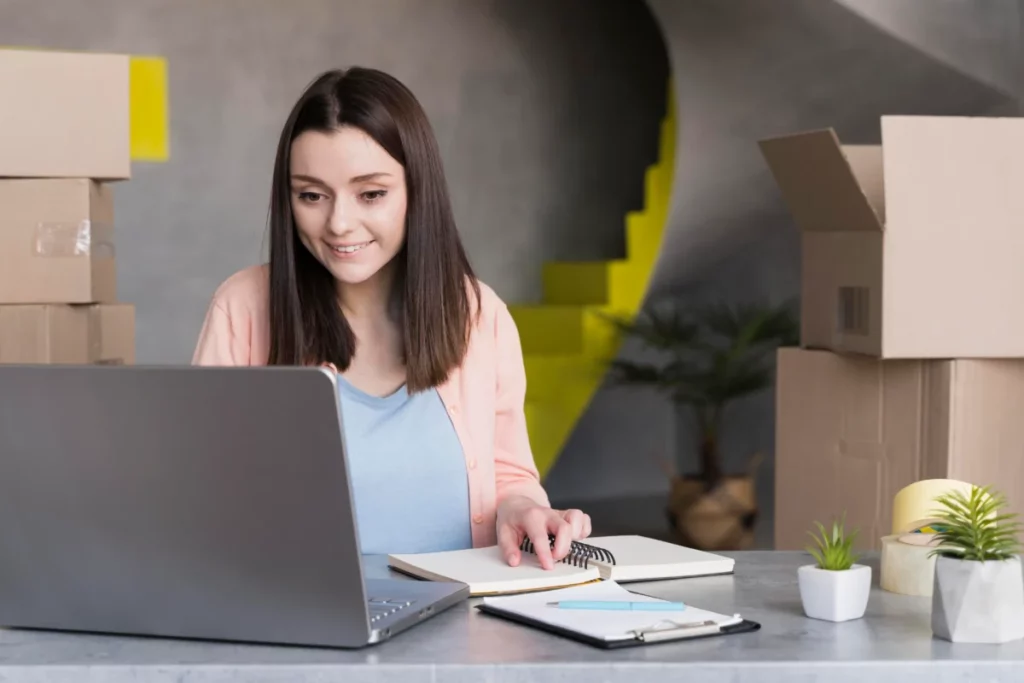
[607, 298, 798, 550]
[798, 515, 871, 622]
[928, 485, 1024, 643]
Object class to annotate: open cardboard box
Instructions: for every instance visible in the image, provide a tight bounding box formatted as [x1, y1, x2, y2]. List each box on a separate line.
[774, 347, 1024, 551]
[760, 115, 1024, 359]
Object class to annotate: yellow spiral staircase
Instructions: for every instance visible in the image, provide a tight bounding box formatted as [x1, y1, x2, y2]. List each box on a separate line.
[510, 80, 676, 479]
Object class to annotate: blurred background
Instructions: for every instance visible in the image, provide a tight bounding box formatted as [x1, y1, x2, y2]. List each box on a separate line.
[2, 0, 1021, 550]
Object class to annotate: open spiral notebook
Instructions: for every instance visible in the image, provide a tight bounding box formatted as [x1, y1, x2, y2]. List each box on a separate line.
[387, 534, 736, 596]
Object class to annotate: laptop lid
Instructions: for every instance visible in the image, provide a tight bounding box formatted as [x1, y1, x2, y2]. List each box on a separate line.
[0, 364, 377, 647]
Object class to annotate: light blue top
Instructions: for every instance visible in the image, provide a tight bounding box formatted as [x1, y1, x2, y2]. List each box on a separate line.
[337, 375, 473, 555]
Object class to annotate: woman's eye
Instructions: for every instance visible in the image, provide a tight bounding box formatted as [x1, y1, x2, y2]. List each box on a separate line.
[298, 191, 323, 202]
[362, 190, 387, 202]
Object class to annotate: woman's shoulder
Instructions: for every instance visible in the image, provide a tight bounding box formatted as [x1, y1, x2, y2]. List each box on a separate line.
[465, 277, 521, 351]
[193, 264, 270, 366]
[207, 263, 269, 315]
[466, 277, 509, 323]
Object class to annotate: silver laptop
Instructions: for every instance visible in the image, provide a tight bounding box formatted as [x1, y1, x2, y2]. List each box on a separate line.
[0, 364, 469, 647]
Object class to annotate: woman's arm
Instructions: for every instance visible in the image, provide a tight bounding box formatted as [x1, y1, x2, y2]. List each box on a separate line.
[491, 302, 591, 568]
[491, 302, 551, 508]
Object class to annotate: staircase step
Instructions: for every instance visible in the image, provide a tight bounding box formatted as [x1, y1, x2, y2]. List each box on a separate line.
[658, 116, 676, 167]
[508, 304, 621, 357]
[644, 164, 667, 212]
[542, 259, 646, 310]
[626, 210, 660, 268]
[542, 261, 616, 306]
[525, 395, 593, 478]
[524, 354, 607, 403]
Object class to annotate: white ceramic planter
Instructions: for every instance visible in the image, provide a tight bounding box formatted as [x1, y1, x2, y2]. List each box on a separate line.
[798, 564, 871, 622]
[932, 554, 1024, 643]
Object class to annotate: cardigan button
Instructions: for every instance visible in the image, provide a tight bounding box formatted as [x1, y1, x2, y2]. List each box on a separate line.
[473, 514, 483, 524]
[468, 459, 477, 470]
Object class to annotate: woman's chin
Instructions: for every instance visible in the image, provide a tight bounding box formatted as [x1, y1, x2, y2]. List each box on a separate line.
[325, 261, 385, 287]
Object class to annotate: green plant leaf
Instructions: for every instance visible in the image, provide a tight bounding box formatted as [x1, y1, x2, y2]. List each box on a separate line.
[927, 485, 1022, 562]
[804, 513, 859, 570]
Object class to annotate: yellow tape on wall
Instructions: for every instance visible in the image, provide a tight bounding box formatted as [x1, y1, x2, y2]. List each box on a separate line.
[129, 56, 169, 161]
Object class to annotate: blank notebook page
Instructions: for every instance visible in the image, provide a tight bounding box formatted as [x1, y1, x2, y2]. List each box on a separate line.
[480, 580, 741, 643]
[585, 535, 735, 581]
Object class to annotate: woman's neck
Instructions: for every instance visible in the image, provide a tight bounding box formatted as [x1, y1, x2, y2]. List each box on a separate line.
[336, 262, 399, 324]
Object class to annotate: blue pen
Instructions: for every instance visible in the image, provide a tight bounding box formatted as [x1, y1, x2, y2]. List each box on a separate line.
[545, 600, 686, 611]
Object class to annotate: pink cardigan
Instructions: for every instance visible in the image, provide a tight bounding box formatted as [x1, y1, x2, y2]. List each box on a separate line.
[191, 264, 551, 548]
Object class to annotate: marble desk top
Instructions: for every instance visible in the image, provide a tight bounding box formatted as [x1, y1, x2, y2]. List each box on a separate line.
[3, 551, 1024, 682]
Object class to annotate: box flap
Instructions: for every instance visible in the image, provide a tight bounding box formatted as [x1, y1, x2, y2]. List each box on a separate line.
[759, 129, 883, 232]
[842, 145, 885, 223]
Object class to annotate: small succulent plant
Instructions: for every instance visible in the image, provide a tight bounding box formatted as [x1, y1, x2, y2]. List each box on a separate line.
[928, 485, 1022, 562]
[806, 514, 859, 571]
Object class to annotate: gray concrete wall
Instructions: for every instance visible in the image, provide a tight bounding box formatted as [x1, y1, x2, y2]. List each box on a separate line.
[544, 0, 1020, 520]
[836, 0, 1023, 103]
[0, 0, 667, 363]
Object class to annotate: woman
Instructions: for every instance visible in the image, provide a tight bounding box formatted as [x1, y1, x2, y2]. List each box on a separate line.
[192, 66, 591, 570]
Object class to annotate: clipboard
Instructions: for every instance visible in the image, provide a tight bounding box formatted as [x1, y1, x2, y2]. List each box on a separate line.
[475, 602, 757, 651]
[476, 601, 760, 649]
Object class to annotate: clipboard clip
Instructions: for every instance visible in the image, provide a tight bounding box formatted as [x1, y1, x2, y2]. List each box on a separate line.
[629, 614, 743, 643]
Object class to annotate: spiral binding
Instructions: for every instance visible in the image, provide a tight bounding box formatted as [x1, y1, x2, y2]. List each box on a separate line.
[518, 535, 616, 568]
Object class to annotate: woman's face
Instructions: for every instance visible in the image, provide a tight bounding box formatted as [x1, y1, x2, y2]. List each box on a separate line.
[289, 126, 408, 289]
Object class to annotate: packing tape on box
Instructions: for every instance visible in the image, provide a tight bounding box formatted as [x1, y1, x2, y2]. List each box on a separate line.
[33, 220, 115, 258]
[881, 534, 936, 596]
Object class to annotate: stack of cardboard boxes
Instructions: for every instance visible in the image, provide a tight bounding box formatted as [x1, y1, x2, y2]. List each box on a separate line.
[0, 49, 135, 365]
[760, 115, 1024, 552]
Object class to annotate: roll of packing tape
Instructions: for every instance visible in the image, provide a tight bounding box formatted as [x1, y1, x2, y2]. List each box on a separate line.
[880, 534, 937, 596]
[891, 479, 973, 535]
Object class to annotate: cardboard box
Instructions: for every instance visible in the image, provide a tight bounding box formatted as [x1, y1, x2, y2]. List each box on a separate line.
[0, 179, 116, 304]
[0, 49, 130, 179]
[774, 347, 1024, 552]
[759, 116, 1024, 358]
[0, 304, 134, 364]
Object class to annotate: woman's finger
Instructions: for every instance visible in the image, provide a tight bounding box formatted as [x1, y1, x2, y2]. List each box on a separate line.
[497, 523, 522, 566]
[561, 509, 586, 538]
[523, 508, 555, 569]
[548, 513, 575, 562]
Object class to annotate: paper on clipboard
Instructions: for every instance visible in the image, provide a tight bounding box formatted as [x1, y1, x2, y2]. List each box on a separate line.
[480, 580, 742, 643]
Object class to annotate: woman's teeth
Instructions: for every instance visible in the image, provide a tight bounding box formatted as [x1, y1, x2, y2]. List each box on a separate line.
[333, 242, 369, 254]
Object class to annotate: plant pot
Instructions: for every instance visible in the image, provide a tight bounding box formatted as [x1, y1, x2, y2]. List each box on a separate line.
[931, 554, 1024, 643]
[666, 475, 757, 550]
[797, 564, 871, 622]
